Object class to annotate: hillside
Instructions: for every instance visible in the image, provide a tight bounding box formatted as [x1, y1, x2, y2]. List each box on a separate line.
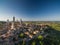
[0, 21, 60, 45]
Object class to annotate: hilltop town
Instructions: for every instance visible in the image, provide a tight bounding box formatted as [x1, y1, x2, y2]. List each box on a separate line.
[0, 17, 58, 45]
[0, 16, 50, 45]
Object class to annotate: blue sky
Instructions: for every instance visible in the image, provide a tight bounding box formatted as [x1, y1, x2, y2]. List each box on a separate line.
[0, 0, 60, 21]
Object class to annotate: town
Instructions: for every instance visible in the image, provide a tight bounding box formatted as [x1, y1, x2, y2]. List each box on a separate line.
[0, 17, 50, 45]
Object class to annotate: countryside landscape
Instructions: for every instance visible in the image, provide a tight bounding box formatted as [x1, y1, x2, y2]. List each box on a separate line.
[0, 0, 60, 45]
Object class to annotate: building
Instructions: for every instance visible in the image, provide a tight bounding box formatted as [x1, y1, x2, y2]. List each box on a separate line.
[11, 16, 15, 30]
[13, 16, 15, 22]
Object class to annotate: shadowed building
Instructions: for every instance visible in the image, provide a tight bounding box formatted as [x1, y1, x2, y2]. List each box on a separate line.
[11, 16, 15, 30]
[13, 16, 15, 22]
